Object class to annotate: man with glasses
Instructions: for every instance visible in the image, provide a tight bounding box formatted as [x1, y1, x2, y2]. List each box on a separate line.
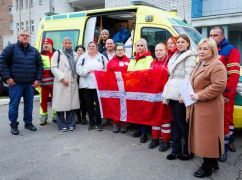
[210, 26, 240, 162]
[0, 29, 43, 135]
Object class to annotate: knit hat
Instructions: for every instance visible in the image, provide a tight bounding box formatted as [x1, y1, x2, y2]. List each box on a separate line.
[43, 38, 54, 46]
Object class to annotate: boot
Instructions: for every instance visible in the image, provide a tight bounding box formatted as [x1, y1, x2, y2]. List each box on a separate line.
[10, 122, 19, 135]
[148, 139, 160, 149]
[159, 141, 170, 152]
[112, 124, 119, 133]
[218, 144, 228, 162]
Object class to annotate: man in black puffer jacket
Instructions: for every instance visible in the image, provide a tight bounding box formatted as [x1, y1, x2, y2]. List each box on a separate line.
[0, 29, 43, 135]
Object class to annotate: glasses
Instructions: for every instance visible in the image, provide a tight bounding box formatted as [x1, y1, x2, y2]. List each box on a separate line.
[20, 34, 30, 37]
[116, 49, 124, 51]
[210, 34, 219, 37]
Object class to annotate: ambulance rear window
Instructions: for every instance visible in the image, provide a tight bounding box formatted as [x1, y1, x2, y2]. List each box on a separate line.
[173, 26, 202, 47]
[42, 30, 79, 50]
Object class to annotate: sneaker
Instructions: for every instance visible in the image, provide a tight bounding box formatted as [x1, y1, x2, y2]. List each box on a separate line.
[88, 125, 94, 131]
[61, 127, 67, 132]
[112, 124, 119, 133]
[10, 122, 19, 135]
[148, 139, 160, 149]
[68, 127, 75, 131]
[24, 123, 37, 131]
[96, 125, 103, 131]
[120, 125, 127, 133]
[159, 141, 170, 152]
[40, 115, 48, 126]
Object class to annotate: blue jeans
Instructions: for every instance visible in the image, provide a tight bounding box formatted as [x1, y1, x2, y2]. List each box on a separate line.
[56, 110, 76, 129]
[8, 84, 34, 124]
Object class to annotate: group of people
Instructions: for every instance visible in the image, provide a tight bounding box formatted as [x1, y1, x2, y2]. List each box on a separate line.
[0, 26, 240, 178]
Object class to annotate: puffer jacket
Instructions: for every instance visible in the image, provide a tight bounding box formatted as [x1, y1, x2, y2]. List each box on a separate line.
[163, 50, 197, 102]
[0, 41, 43, 84]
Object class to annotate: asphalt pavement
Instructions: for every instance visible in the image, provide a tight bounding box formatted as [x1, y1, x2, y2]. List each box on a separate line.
[0, 101, 242, 180]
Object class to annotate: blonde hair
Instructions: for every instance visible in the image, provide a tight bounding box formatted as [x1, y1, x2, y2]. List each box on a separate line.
[135, 38, 148, 52]
[197, 38, 218, 59]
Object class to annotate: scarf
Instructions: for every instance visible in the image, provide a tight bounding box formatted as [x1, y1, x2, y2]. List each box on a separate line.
[135, 51, 152, 61]
[62, 47, 76, 77]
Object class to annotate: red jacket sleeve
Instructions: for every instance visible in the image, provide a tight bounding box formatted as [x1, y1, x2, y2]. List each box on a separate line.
[223, 48, 241, 99]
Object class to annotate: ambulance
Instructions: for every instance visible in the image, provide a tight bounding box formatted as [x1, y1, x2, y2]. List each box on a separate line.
[35, 1, 242, 128]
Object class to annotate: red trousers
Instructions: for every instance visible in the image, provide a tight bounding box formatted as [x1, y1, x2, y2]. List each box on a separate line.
[40, 86, 53, 114]
[224, 99, 235, 136]
[152, 104, 172, 142]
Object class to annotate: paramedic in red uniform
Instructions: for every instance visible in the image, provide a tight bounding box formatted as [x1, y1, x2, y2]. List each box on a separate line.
[39, 38, 56, 125]
[210, 26, 241, 162]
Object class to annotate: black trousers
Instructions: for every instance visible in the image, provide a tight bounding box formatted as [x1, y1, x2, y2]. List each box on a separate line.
[84, 89, 102, 126]
[202, 158, 218, 172]
[76, 88, 87, 119]
[169, 100, 189, 155]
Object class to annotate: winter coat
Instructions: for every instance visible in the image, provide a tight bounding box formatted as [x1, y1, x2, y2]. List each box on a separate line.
[218, 38, 240, 99]
[127, 54, 153, 71]
[51, 49, 80, 112]
[76, 52, 108, 89]
[107, 55, 130, 72]
[0, 41, 42, 84]
[187, 58, 227, 158]
[163, 50, 197, 102]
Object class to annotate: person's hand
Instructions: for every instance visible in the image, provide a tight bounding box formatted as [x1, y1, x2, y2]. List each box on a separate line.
[61, 78, 69, 86]
[6, 78, 16, 86]
[32, 80, 39, 88]
[179, 97, 183, 103]
[224, 96, 230, 103]
[191, 93, 199, 101]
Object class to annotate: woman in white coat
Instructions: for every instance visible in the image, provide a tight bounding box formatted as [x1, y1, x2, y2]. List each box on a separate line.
[76, 41, 108, 131]
[51, 37, 80, 132]
[163, 34, 197, 160]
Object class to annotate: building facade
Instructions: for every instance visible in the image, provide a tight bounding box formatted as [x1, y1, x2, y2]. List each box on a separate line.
[192, 0, 242, 63]
[105, 0, 192, 23]
[0, 0, 13, 51]
[2, 0, 74, 49]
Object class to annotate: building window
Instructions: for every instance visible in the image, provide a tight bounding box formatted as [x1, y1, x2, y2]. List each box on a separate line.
[25, 0, 28, 8]
[30, 0, 33, 6]
[31, 20, 34, 33]
[16, 0, 19, 10]
[39, 0, 42, 5]
[26, 21, 29, 31]
[16, 23, 20, 32]
[21, 22, 24, 30]
[9, 23, 14, 31]
[20, 0, 23, 9]
[9, 6, 13, 14]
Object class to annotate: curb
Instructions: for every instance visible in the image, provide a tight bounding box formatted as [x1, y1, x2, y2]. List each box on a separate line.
[0, 95, 40, 105]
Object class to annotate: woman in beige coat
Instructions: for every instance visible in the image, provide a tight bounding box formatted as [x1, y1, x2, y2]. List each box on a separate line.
[51, 37, 80, 132]
[188, 38, 227, 178]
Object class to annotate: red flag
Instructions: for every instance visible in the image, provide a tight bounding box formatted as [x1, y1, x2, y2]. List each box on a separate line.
[94, 69, 169, 126]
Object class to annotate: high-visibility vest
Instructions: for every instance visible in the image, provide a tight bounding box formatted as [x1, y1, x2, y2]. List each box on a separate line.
[41, 55, 54, 86]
